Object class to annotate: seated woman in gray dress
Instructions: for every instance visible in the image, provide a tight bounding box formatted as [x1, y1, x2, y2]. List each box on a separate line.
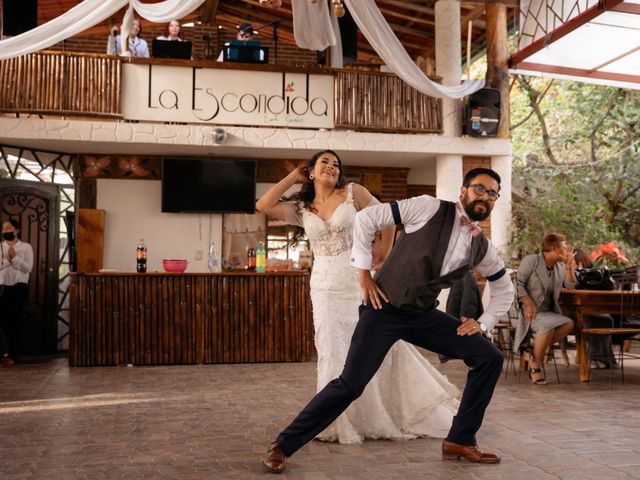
[515, 233, 576, 384]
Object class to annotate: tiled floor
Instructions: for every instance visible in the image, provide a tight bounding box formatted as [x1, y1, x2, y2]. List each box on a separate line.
[1, 348, 640, 480]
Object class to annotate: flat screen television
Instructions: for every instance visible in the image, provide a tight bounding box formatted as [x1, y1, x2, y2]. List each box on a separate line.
[162, 158, 256, 213]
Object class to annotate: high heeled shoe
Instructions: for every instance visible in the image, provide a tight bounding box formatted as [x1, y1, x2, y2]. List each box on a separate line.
[528, 367, 547, 385]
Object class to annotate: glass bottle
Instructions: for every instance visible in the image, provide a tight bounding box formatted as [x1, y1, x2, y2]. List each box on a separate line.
[136, 238, 147, 273]
[247, 246, 256, 270]
[208, 241, 220, 273]
[256, 241, 266, 273]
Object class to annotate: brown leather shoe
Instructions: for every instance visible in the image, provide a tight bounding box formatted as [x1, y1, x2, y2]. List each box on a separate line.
[262, 442, 287, 473]
[442, 439, 501, 464]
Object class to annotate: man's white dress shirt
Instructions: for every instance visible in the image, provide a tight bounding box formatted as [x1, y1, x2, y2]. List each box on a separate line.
[350, 195, 514, 331]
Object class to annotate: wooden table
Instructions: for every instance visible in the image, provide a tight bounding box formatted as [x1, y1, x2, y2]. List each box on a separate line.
[559, 289, 640, 381]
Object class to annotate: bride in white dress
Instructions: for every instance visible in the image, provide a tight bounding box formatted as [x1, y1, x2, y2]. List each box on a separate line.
[256, 150, 459, 444]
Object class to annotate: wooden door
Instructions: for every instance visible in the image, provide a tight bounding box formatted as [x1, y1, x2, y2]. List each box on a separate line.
[0, 179, 60, 355]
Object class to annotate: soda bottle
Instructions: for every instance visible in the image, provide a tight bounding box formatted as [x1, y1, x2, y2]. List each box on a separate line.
[256, 241, 266, 273]
[247, 246, 256, 270]
[136, 238, 147, 273]
[208, 241, 220, 273]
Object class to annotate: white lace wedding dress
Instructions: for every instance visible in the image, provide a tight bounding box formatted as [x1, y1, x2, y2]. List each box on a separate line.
[298, 185, 460, 444]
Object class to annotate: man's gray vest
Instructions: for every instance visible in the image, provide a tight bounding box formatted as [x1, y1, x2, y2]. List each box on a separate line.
[374, 200, 489, 311]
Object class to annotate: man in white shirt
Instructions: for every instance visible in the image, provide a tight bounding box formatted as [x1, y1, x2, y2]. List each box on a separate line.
[263, 168, 514, 472]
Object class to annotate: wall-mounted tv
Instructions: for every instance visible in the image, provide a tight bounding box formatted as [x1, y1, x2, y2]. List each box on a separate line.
[162, 158, 256, 213]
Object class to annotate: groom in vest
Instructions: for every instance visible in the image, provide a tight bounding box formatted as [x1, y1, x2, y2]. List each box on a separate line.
[263, 168, 515, 472]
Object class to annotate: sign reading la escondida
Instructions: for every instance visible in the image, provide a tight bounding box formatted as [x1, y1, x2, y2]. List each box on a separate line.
[121, 64, 334, 129]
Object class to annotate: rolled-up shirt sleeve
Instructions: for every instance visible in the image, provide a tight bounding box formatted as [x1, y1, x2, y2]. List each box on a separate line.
[350, 195, 440, 270]
[473, 242, 514, 331]
[350, 202, 394, 269]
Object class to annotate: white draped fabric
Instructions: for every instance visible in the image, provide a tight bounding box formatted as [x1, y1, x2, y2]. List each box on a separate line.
[0, 0, 207, 60]
[0, 0, 482, 98]
[340, 0, 483, 99]
[289, 0, 483, 99]
[291, 0, 336, 51]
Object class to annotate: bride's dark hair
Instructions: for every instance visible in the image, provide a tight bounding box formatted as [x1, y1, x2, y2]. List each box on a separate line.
[291, 149, 346, 209]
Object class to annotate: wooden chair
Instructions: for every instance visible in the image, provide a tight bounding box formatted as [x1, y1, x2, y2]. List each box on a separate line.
[582, 327, 640, 385]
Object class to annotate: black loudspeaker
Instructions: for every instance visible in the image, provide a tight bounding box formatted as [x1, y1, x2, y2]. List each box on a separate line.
[3, 0, 37, 37]
[338, 7, 357, 63]
[466, 88, 500, 137]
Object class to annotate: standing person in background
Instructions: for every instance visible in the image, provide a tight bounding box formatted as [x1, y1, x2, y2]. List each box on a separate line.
[156, 20, 185, 41]
[440, 270, 484, 363]
[107, 18, 149, 58]
[0, 219, 34, 367]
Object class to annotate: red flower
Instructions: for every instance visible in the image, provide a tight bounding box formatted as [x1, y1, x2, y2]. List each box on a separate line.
[590, 242, 631, 268]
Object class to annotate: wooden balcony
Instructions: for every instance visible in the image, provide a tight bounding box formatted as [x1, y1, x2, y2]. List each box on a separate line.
[0, 51, 442, 134]
[0, 51, 121, 118]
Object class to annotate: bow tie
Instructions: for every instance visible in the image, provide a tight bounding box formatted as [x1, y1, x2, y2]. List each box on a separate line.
[460, 215, 482, 237]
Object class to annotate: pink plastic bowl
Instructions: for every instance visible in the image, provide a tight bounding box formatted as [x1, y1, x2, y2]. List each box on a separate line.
[162, 259, 188, 273]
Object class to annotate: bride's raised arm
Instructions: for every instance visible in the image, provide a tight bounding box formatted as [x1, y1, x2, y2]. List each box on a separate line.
[256, 163, 307, 223]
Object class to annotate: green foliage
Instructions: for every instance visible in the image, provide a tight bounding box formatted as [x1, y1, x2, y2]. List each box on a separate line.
[511, 75, 640, 263]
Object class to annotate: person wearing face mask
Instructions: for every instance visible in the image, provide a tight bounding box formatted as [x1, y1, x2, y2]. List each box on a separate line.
[0, 219, 34, 367]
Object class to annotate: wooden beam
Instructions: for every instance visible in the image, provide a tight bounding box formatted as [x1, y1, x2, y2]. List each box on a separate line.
[199, 0, 221, 24]
[378, 7, 434, 26]
[485, 2, 510, 138]
[462, 0, 519, 7]
[382, 0, 435, 16]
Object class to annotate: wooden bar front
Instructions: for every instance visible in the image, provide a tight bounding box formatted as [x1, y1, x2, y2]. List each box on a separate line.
[69, 272, 313, 366]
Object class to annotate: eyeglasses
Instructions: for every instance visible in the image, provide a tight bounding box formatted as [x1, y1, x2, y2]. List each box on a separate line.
[468, 183, 500, 201]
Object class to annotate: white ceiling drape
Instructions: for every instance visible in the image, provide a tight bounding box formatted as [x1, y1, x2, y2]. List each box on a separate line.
[0, 0, 482, 98]
[340, 0, 484, 99]
[0, 0, 207, 60]
[290, 0, 484, 99]
[291, 0, 336, 51]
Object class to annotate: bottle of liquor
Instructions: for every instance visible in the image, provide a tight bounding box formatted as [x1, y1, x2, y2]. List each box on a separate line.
[136, 238, 147, 273]
[256, 241, 266, 273]
[247, 246, 256, 270]
[208, 241, 220, 273]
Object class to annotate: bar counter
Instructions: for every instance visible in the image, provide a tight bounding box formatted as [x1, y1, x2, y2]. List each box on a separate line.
[69, 271, 313, 366]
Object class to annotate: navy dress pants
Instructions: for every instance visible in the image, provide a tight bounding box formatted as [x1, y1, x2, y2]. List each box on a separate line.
[276, 301, 503, 457]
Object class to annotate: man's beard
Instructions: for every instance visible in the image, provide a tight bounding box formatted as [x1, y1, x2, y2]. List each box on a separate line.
[463, 197, 492, 221]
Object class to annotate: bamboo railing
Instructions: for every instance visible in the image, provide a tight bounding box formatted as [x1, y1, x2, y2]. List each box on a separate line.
[69, 272, 314, 366]
[335, 70, 442, 133]
[0, 51, 121, 117]
[0, 51, 443, 132]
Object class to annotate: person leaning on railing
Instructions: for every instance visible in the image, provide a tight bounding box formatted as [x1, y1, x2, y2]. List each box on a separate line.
[107, 18, 149, 58]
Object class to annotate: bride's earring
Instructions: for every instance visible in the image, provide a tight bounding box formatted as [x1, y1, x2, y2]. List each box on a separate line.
[309, 174, 315, 180]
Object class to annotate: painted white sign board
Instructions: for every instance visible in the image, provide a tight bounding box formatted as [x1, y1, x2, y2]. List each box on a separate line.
[121, 64, 334, 129]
